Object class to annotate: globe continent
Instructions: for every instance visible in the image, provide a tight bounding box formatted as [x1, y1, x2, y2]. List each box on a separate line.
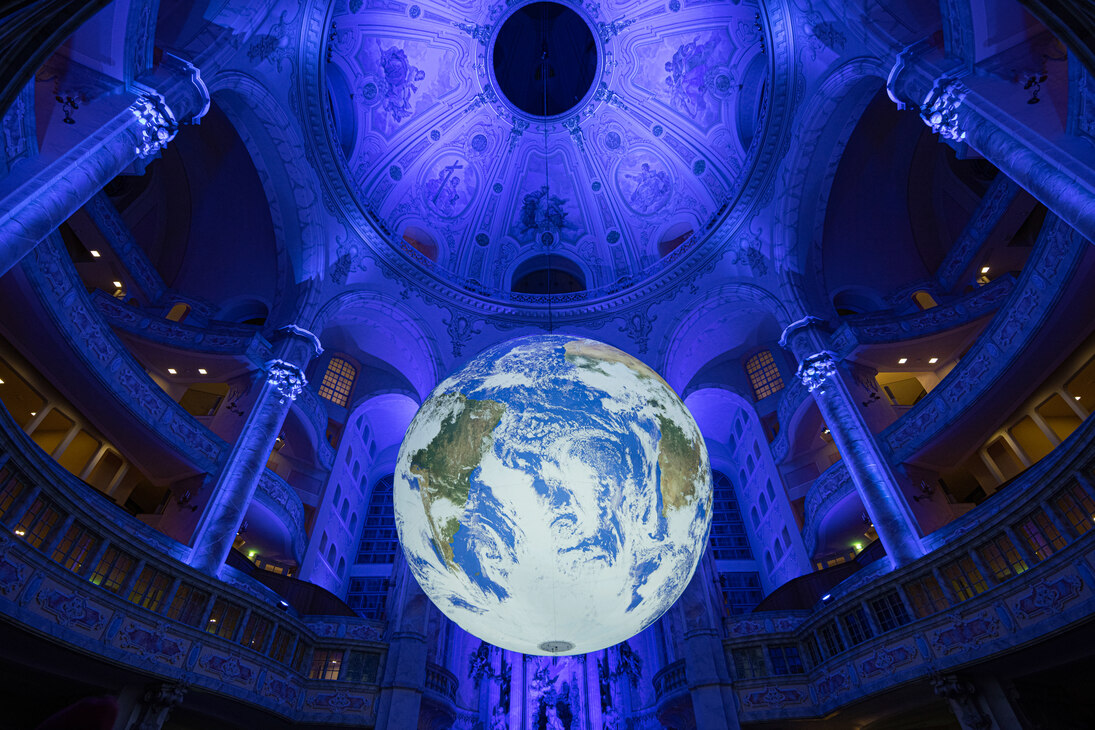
[394, 334, 712, 655]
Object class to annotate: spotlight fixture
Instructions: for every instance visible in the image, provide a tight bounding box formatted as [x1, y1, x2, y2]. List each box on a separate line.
[0, 378, 4, 384]
[898, 357, 907, 364]
[928, 357, 939, 364]
[112, 281, 123, 289]
[167, 368, 177, 375]
[198, 368, 208, 375]
[90, 250, 101, 258]
[981, 266, 990, 274]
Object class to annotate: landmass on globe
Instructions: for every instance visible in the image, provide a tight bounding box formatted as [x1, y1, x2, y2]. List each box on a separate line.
[394, 334, 712, 655]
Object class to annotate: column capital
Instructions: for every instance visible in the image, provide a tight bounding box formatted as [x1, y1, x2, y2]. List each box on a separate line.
[920, 77, 969, 142]
[266, 360, 307, 403]
[130, 93, 178, 159]
[795, 351, 839, 392]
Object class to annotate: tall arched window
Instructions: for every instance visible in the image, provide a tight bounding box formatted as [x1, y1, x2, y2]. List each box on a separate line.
[319, 356, 357, 407]
[709, 471, 755, 560]
[356, 475, 398, 564]
[745, 350, 784, 401]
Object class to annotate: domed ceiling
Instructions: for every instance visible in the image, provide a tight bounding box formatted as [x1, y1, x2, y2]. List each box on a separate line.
[324, 0, 769, 302]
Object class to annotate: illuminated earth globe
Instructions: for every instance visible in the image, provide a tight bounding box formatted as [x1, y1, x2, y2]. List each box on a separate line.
[394, 334, 712, 655]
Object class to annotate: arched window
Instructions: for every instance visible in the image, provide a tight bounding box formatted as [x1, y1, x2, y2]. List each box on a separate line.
[319, 356, 357, 407]
[356, 475, 398, 564]
[773, 539, 783, 560]
[759, 493, 768, 513]
[745, 350, 784, 401]
[751, 506, 760, 529]
[708, 471, 755, 560]
[764, 551, 774, 572]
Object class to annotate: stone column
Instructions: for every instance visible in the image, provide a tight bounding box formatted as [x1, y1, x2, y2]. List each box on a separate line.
[375, 562, 428, 729]
[187, 326, 321, 575]
[780, 317, 925, 568]
[888, 45, 1095, 242]
[0, 52, 210, 277]
[680, 567, 740, 730]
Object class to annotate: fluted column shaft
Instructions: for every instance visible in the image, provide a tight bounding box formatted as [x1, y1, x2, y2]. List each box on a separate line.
[0, 53, 210, 277]
[187, 326, 321, 575]
[781, 318, 925, 568]
[888, 45, 1095, 242]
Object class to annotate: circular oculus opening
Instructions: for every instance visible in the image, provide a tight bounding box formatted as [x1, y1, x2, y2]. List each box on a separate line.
[492, 2, 597, 117]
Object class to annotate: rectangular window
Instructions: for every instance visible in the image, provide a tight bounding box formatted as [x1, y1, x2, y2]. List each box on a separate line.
[978, 534, 1027, 582]
[0, 468, 27, 521]
[310, 648, 344, 680]
[343, 651, 382, 684]
[318, 358, 355, 407]
[88, 547, 136, 593]
[745, 350, 785, 401]
[269, 627, 294, 663]
[803, 634, 823, 668]
[718, 572, 763, 616]
[731, 646, 766, 679]
[841, 607, 874, 646]
[240, 614, 272, 652]
[1055, 485, 1095, 536]
[292, 640, 310, 673]
[905, 575, 948, 618]
[205, 598, 244, 639]
[941, 557, 988, 601]
[817, 621, 845, 657]
[167, 585, 210, 627]
[51, 524, 99, 573]
[346, 577, 389, 621]
[767, 645, 805, 675]
[869, 592, 911, 632]
[1018, 512, 1066, 561]
[15, 496, 61, 549]
[127, 566, 172, 612]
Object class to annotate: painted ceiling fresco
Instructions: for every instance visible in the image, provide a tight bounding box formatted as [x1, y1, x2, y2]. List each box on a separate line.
[327, 0, 767, 299]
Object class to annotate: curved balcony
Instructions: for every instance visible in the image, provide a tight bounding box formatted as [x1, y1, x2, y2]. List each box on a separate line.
[727, 414, 1095, 724]
[0, 403, 387, 725]
[882, 217, 1088, 462]
[770, 377, 810, 464]
[294, 385, 336, 469]
[254, 469, 308, 562]
[92, 290, 274, 365]
[652, 658, 687, 700]
[829, 273, 1015, 354]
[17, 236, 226, 473]
[801, 460, 854, 559]
[424, 661, 459, 704]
